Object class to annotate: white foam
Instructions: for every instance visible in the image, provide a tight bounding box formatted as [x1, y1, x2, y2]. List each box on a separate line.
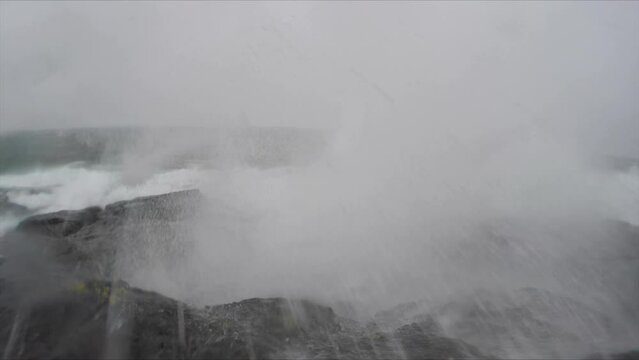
[0, 164, 210, 235]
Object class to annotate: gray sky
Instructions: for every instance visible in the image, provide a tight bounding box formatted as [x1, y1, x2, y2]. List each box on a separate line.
[1, 1, 638, 156]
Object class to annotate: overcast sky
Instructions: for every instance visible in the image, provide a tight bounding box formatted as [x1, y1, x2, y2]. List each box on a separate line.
[0, 1, 637, 156]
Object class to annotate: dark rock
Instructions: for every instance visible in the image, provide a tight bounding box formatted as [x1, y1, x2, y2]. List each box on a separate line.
[371, 285, 632, 359]
[2, 189, 204, 281]
[189, 296, 485, 359]
[374, 301, 443, 335]
[0, 280, 486, 360]
[104, 189, 203, 222]
[0, 280, 180, 359]
[17, 206, 101, 237]
[393, 322, 485, 360]
[0, 190, 487, 359]
[585, 350, 639, 360]
[431, 288, 616, 359]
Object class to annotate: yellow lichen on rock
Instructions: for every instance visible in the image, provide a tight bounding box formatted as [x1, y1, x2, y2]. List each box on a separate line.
[68, 281, 127, 304]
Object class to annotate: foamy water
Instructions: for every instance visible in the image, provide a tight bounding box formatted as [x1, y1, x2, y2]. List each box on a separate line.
[1, 159, 638, 236]
[1, 143, 638, 358]
[0, 163, 209, 234]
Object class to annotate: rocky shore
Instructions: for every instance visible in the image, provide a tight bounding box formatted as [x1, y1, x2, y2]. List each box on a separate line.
[0, 190, 636, 359]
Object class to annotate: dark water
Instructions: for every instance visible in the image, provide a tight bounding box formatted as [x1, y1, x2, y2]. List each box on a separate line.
[0, 127, 328, 173]
[0, 127, 328, 235]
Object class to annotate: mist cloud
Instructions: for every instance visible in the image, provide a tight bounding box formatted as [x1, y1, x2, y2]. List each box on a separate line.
[1, 2, 637, 156]
[1, 5, 639, 356]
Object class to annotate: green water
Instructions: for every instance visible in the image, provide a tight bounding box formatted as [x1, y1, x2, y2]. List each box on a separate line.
[0, 127, 329, 174]
[0, 128, 136, 173]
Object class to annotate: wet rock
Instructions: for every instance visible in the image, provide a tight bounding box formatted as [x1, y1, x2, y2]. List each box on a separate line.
[104, 189, 203, 222]
[14, 193, 637, 359]
[17, 206, 101, 237]
[372, 285, 630, 359]
[374, 301, 443, 335]
[2, 189, 204, 281]
[0, 280, 180, 359]
[393, 322, 485, 360]
[189, 297, 484, 359]
[0, 190, 487, 359]
[0, 280, 485, 360]
[584, 350, 639, 360]
[431, 288, 616, 359]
